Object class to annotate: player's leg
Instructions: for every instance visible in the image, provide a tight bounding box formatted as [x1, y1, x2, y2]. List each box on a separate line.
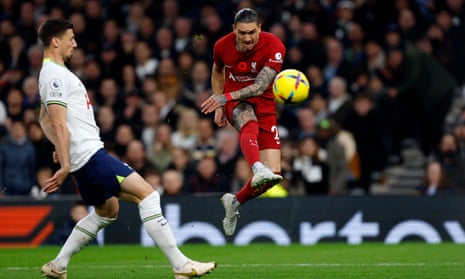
[231, 103, 282, 189]
[120, 172, 216, 277]
[236, 149, 282, 202]
[221, 149, 282, 236]
[221, 105, 282, 236]
[42, 197, 118, 278]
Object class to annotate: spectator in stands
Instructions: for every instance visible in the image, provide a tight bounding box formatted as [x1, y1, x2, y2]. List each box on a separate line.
[154, 26, 177, 62]
[5, 88, 24, 122]
[180, 60, 211, 108]
[429, 9, 465, 85]
[150, 90, 179, 130]
[119, 64, 141, 97]
[122, 91, 144, 136]
[22, 75, 40, 111]
[316, 118, 349, 195]
[215, 127, 241, 193]
[390, 44, 457, 157]
[134, 40, 158, 82]
[82, 59, 102, 94]
[327, 76, 353, 126]
[309, 93, 329, 124]
[292, 107, 318, 141]
[166, 147, 196, 186]
[186, 156, 223, 193]
[27, 121, 54, 171]
[125, 139, 156, 175]
[119, 31, 137, 66]
[416, 161, 452, 196]
[146, 123, 174, 173]
[140, 103, 159, 149]
[143, 167, 162, 195]
[344, 93, 385, 194]
[305, 65, 328, 98]
[113, 123, 135, 160]
[26, 44, 43, 77]
[96, 105, 117, 144]
[174, 16, 194, 53]
[436, 133, 465, 193]
[0, 120, 36, 195]
[96, 78, 125, 120]
[292, 136, 329, 195]
[137, 16, 157, 48]
[69, 12, 90, 54]
[156, 57, 183, 101]
[125, 1, 144, 33]
[161, 169, 185, 197]
[171, 107, 199, 150]
[192, 118, 216, 161]
[323, 37, 357, 86]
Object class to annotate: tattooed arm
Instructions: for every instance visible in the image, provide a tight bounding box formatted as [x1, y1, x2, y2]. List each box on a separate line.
[201, 66, 277, 114]
[229, 66, 277, 100]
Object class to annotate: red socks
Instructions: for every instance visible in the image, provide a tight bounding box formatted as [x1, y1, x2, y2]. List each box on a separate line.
[240, 121, 260, 167]
[236, 173, 282, 204]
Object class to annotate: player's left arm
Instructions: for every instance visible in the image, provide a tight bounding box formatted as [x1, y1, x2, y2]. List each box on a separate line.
[228, 66, 277, 100]
[200, 66, 277, 114]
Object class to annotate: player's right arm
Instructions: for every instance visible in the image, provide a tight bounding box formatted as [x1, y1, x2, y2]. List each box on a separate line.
[210, 62, 228, 127]
[39, 102, 71, 192]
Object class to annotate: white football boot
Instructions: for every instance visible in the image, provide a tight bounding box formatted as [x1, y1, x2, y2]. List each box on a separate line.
[251, 166, 282, 189]
[173, 259, 216, 279]
[41, 261, 67, 279]
[221, 193, 240, 236]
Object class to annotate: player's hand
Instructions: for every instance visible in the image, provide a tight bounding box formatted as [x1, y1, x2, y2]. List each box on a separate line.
[41, 168, 69, 193]
[201, 94, 227, 114]
[214, 108, 227, 127]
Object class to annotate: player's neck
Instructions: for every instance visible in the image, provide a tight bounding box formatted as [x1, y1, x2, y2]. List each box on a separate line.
[43, 50, 65, 66]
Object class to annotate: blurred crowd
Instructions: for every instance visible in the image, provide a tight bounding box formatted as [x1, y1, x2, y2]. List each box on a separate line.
[0, 0, 464, 198]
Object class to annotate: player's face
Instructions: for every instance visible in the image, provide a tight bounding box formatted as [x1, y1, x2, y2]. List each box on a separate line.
[58, 29, 77, 61]
[233, 22, 261, 52]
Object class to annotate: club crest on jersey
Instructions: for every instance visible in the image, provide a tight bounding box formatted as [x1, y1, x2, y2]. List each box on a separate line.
[251, 62, 257, 73]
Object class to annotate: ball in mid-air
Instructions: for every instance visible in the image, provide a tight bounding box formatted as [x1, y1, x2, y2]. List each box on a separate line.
[272, 69, 310, 105]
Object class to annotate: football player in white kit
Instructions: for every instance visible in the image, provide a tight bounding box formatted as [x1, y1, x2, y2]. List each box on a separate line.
[38, 18, 215, 279]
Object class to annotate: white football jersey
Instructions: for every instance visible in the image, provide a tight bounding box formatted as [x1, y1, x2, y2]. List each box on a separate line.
[39, 59, 103, 171]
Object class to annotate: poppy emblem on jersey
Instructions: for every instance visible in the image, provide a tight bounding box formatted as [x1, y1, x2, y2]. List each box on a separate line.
[49, 78, 63, 91]
[236, 61, 248, 73]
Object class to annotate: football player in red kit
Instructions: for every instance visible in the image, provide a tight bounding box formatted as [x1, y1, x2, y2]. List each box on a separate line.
[201, 8, 286, 236]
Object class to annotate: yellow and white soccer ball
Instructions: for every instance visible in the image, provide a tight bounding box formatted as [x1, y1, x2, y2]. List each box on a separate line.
[272, 69, 310, 105]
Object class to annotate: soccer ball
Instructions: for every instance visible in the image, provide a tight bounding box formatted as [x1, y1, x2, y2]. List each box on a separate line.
[272, 69, 310, 105]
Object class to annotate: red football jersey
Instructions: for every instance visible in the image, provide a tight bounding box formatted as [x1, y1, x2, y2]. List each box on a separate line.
[213, 31, 286, 113]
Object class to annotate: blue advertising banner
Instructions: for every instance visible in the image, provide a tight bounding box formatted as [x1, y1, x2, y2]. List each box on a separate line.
[1, 196, 464, 247]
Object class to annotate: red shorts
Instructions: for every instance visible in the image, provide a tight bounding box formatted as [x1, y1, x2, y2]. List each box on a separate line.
[224, 100, 281, 150]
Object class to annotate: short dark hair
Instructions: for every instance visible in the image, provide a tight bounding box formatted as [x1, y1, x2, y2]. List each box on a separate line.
[234, 8, 259, 25]
[38, 18, 74, 47]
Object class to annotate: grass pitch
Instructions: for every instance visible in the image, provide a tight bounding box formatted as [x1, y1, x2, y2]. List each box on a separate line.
[1, 243, 464, 278]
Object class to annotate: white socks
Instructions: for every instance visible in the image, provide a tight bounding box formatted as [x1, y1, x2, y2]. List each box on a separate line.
[138, 191, 188, 270]
[54, 211, 115, 271]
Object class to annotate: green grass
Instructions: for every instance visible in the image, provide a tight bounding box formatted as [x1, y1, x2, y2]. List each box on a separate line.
[1, 243, 464, 278]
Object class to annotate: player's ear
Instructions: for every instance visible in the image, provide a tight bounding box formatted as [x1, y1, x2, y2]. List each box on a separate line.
[52, 37, 59, 48]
